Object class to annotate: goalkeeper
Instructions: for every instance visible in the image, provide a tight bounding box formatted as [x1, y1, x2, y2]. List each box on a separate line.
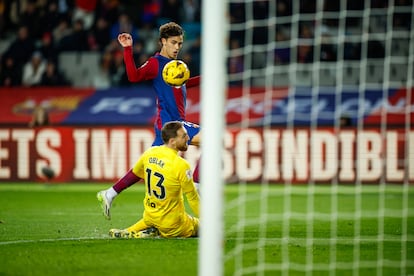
[97, 21, 201, 220]
[109, 121, 200, 238]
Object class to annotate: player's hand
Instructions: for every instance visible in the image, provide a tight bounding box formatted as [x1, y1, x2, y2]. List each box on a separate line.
[118, 33, 133, 47]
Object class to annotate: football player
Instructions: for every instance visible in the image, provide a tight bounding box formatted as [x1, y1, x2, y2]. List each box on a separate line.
[109, 121, 200, 238]
[97, 22, 201, 220]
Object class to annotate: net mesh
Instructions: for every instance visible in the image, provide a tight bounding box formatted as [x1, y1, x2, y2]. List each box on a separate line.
[224, 0, 414, 275]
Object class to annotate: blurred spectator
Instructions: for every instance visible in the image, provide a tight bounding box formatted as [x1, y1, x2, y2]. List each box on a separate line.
[29, 105, 49, 127]
[58, 18, 90, 52]
[184, 35, 201, 75]
[229, 3, 245, 24]
[19, 0, 41, 39]
[319, 27, 337, 62]
[93, 52, 112, 89]
[277, 0, 291, 17]
[141, 0, 161, 27]
[109, 50, 129, 86]
[253, 0, 268, 19]
[0, 55, 22, 86]
[393, 0, 412, 29]
[22, 51, 46, 87]
[274, 29, 290, 64]
[89, 16, 111, 52]
[228, 38, 244, 85]
[132, 39, 146, 61]
[138, 23, 159, 54]
[252, 1, 269, 45]
[181, 0, 200, 23]
[160, 0, 181, 24]
[0, 0, 8, 38]
[1, 1, 21, 37]
[38, 1, 64, 35]
[228, 3, 246, 47]
[52, 18, 72, 47]
[104, 37, 122, 55]
[181, 52, 194, 77]
[0, 0, 400, 91]
[320, 43, 337, 61]
[110, 12, 138, 42]
[299, 23, 313, 39]
[3, 25, 35, 68]
[297, 24, 314, 63]
[95, 0, 121, 27]
[57, 0, 71, 15]
[298, 44, 313, 63]
[40, 60, 70, 86]
[72, 0, 98, 30]
[38, 32, 58, 64]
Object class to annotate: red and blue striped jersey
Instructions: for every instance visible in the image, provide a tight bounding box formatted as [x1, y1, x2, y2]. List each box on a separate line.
[123, 46, 200, 131]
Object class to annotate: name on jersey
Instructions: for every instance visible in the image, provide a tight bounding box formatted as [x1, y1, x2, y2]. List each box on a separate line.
[149, 157, 165, 168]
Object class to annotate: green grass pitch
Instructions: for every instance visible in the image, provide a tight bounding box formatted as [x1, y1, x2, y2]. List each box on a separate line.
[0, 183, 413, 275]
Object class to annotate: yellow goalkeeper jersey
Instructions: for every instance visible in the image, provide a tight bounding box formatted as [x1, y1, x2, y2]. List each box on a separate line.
[132, 145, 199, 229]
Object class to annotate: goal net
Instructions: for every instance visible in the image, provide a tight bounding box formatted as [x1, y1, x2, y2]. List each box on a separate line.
[200, 0, 414, 275]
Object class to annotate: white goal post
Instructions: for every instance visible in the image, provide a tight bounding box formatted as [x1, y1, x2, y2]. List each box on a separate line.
[198, 0, 227, 276]
[199, 0, 413, 275]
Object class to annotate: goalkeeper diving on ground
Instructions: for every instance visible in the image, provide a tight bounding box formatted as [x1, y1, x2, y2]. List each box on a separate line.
[107, 121, 200, 238]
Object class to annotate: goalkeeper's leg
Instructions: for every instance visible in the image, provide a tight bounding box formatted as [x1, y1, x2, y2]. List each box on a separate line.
[126, 219, 150, 234]
[110, 219, 159, 238]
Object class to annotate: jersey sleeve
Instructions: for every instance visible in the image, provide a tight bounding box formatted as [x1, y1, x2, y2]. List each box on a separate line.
[179, 160, 200, 217]
[186, 75, 200, 88]
[131, 150, 147, 179]
[123, 46, 158, 82]
[185, 189, 200, 217]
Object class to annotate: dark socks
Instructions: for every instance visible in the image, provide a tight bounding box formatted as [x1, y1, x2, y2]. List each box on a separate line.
[113, 169, 141, 193]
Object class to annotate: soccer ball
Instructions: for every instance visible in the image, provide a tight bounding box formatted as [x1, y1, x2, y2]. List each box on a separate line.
[41, 166, 55, 180]
[162, 60, 190, 87]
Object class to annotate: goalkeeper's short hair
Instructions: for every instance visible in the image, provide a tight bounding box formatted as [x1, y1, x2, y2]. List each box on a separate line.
[161, 121, 183, 143]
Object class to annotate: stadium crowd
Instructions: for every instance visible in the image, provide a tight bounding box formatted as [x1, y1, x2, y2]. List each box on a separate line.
[0, 0, 202, 87]
[0, 0, 412, 88]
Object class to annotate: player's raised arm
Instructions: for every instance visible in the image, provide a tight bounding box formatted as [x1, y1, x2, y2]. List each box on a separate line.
[118, 33, 158, 82]
[117, 33, 133, 47]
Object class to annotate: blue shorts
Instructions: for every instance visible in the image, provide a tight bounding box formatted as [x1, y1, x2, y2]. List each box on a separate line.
[152, 121, 201, 146]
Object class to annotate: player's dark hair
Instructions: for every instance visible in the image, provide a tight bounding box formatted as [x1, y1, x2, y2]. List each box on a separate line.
[161, 121, 183, 143]
[159, 22, 184, 43]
